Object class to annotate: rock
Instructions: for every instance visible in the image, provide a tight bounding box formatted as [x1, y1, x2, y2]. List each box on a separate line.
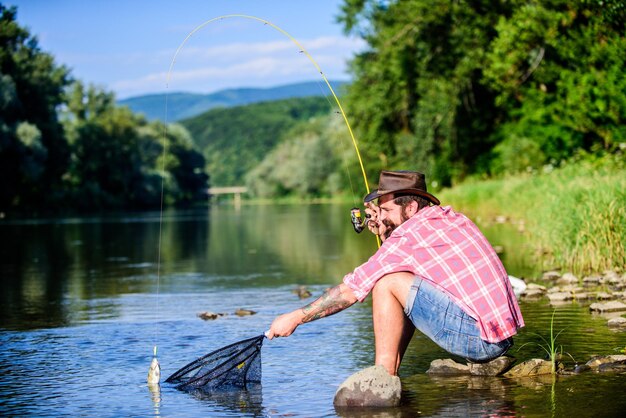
[589, 301, 626, 313]
[333, 365, 401, 408]
[557, 272, 579, 285]
[521, 288, 545, 299]
[597, 292, 616, 300]
[527, 283, 547, 291]
[197, 311, 227, 320]
[608, 317, 626, 328]
[603, 270, 621, 282]
[573, 364, 591, 374]
[509, 276, 527, 296]
[468, 356, 516, 376]
[572, 292, 591, 300]
[547, 292, 573, 302]
[585, 355, 626, 368]
[598, 361, 626, 373]
[235, 308, 257, 316]
[583, 275, 601, 287]
[292, 285, 312, 299]
[542, 271, 561, 281]
[503, 359, 559, 377]
[426, 359, 470, 375]
[561, 285, 583, 293]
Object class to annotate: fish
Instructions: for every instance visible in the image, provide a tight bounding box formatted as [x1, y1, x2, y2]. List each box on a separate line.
[147, 356, 161, 385]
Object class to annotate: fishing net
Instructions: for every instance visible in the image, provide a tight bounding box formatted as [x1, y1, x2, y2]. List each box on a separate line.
[166, 334, 264, 392]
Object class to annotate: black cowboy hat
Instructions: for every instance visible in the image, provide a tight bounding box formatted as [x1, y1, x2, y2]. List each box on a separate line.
[364, 170, 440, 205]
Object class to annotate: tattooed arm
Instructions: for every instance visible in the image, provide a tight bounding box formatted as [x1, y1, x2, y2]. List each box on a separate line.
[266, 283, 358, 339]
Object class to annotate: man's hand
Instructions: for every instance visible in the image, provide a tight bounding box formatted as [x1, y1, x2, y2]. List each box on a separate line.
[364, 201, 388, 240]
[266, 310, 303, 339]
[266, 284, 358, 339]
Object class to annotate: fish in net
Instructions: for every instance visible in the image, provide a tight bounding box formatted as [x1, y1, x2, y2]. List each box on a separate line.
[166, 334, 264, 392]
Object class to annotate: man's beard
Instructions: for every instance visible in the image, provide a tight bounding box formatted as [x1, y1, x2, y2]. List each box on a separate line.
[381, 208, 410, 240]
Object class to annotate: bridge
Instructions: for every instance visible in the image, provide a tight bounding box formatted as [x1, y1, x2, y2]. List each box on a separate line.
[207, 186, 248, 209]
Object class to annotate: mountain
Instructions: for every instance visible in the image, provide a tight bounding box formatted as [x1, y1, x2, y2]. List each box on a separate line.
[118, 80, 349, 122]
[181, 96, 332, 186]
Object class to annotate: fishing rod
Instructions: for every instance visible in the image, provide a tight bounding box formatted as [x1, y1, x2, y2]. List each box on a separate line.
[150, 14, 379, 385]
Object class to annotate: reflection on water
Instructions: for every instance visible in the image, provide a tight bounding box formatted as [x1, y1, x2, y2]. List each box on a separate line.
[1, 204, 625, 417]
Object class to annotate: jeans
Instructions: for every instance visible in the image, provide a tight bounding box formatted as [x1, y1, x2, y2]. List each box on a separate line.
[404, 276, 512, 362]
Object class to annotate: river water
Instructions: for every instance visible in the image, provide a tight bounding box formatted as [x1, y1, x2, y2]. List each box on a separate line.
[1, 204, 625, 417]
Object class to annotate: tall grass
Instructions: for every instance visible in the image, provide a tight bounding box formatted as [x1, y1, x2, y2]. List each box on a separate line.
[439, 153, 625, 275]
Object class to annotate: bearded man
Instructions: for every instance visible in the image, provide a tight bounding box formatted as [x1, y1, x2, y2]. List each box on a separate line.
[267, 170, 524, 377]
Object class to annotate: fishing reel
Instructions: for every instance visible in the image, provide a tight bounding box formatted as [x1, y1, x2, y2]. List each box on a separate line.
[350, 207, 371, 233]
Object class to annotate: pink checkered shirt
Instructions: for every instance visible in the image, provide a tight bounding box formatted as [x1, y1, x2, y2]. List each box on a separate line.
[343, 205, 524, 342]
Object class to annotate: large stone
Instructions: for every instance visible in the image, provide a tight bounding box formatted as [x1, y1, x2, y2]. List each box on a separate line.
[426, 358, 470, 375]
[590, 301, 626, 313]
[468, 356, 516, 376]
[608, 317, 626, 328]
[542, 271, 561, 281]
[521, 288, 545, 299]
[583, 275, 602, 286]
[503, 359, 558, 377]
[585, 355, 626, 368]
[333, 365, 401, 408]
[547, 292, 573, 302]
[557, 272, 578, 285]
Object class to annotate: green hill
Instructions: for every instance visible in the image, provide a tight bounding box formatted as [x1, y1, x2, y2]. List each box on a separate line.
[181, 96, 334, 187]
[118, 81, 347, 122]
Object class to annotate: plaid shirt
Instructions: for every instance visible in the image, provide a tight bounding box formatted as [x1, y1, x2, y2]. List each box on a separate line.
[343, 205, 524, 342]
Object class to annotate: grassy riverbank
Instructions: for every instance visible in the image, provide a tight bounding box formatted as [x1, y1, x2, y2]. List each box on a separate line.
[439, 152, 625, 275]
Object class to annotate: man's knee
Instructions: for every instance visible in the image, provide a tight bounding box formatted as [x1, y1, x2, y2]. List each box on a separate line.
[372, 272, 415, 302]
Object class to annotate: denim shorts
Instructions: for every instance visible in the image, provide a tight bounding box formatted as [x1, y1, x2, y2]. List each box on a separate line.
[404, 276, 512, 362]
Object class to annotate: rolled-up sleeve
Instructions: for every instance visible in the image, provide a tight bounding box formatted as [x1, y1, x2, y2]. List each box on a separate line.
[342, 235, 414, 302]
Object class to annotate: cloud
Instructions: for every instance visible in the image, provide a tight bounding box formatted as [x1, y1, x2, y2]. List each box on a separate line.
[113, 35, 366, 98]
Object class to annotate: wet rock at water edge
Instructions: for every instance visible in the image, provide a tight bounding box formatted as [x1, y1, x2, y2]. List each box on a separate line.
[292, 285, 312, 299]
[596, 292, 615, 300]
[607, 317, 626, 328]
[574, 355, 626, 374]
[547, 292, 573, 302]
[468, 356, 516, 376]
[235, 308, 257, 316]
[542, 271, 561, 281]
[583, 275, 602, 287]
[503, 359, 561, 377]
[597, 361, 626, 373]
[590, 301, 626, 313]
[426, 359, 470, 375]
[556, 272, 579, 285]
[585, 355, 626, 369]
[334, 365, 401, 407]
[521, 288, 545, 299]
[197, 311, 227, 320]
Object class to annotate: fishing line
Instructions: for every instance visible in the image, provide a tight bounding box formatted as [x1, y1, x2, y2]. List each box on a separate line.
[152, 13, 378, 362]
[311, 78, 359, 207]
[164, 14, 372, 196]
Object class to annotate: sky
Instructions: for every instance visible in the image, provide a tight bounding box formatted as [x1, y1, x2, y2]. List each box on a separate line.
[6, 0, 366, 99]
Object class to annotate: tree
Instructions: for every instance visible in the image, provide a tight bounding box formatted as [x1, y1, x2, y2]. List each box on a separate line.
[63, 81, 209, 209]
[0, 5, 71, 210]
[338, 0, 626, 184]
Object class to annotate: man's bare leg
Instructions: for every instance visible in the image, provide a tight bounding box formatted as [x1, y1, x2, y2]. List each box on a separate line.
[372, 272, 416, 375]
